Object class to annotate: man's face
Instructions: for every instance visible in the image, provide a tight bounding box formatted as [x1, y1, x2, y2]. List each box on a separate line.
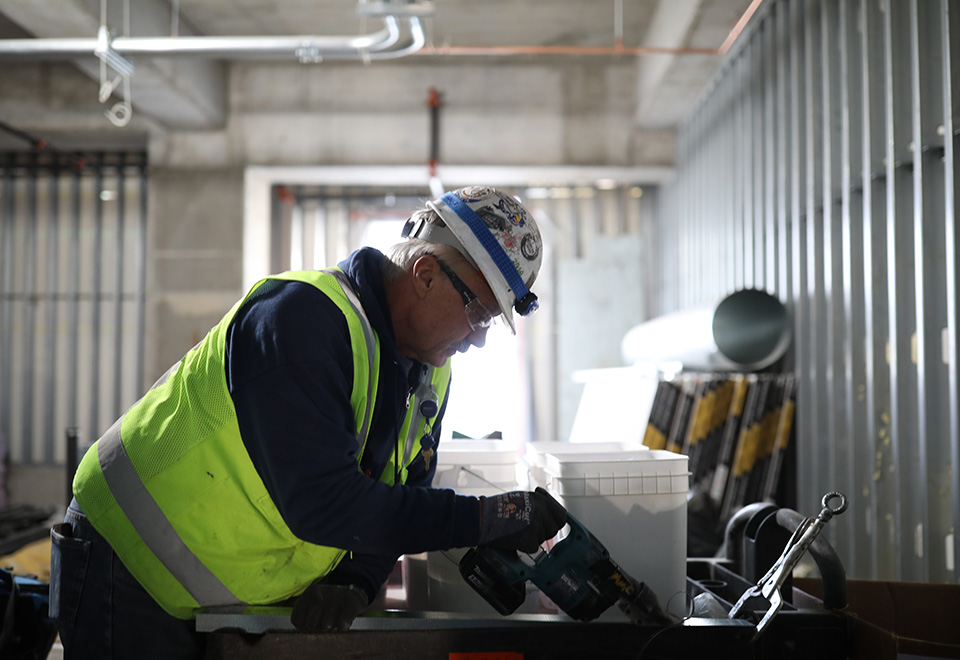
[405, 256, 500, 367]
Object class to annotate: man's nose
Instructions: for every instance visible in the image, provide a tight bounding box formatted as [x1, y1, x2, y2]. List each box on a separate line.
[467, 326, 489, 349]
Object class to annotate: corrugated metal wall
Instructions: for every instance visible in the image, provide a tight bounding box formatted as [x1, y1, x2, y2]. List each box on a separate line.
[0, 151, 147, 469]
[661, 0, 959, 583]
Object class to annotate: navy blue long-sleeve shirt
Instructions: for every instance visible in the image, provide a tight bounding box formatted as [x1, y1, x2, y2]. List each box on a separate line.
[224, 248, 480, 600]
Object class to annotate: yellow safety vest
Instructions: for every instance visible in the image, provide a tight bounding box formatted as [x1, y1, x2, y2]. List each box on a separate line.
[72, 268, 452, 619]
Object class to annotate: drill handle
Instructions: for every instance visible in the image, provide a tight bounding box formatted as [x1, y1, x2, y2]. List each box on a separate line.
[459, 547, 528, 615]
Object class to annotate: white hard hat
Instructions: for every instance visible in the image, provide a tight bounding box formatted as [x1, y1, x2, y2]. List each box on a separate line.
[402, 186, 543, 334]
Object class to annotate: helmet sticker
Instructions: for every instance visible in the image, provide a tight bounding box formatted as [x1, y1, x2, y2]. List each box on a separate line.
[512, 257, 524, 280]
[475, 206, 507, 232]
[455, 186, 495, 202]
[521, 234, 540, 261]
[494, 196, 528, 226]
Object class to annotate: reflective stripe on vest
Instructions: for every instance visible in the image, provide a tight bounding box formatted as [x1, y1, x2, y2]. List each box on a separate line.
[322, 268, 377, 449]
[97, 417, 245, 608]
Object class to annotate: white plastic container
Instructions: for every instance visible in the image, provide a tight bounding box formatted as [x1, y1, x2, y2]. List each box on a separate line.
[525, 440, 648, 490]
[542, 449, 689, 619]
[432, 439, 527, 495]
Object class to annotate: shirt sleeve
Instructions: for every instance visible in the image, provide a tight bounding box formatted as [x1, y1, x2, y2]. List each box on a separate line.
[322, 551, 399, 603]
[225, 279, 480, 558]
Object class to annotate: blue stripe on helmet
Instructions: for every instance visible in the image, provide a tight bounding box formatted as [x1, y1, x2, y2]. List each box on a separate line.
[440, 192, 536, 315]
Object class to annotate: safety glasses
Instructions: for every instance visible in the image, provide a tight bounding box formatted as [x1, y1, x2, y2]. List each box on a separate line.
[433, 257, 498, 331]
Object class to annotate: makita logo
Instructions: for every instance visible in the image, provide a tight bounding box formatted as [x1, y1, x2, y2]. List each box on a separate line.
[609, 571, 635, 596]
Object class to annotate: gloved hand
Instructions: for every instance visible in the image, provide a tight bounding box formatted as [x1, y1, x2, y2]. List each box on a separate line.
[478, 487, 567, 553]
[290, 581, 369, 633]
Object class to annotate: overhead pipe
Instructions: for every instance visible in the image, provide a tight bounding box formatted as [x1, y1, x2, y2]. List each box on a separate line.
[420, 43, 719, 57]
[621, 289, 792, 373]
[0, 15, 425, 62]
[0, 0, 762, 63]
[360, 17, 424, 61]
[426, 87, 444, 197]
[416, 0, 766, 58]
[717, 0, 767, 55]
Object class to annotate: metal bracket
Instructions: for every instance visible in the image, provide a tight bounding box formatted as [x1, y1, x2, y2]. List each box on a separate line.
[94, 25, 134, 127]
[357, 1, 436, 18]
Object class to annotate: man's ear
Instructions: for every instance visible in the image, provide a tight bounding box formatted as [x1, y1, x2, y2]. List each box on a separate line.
[411, 255, 439, 299]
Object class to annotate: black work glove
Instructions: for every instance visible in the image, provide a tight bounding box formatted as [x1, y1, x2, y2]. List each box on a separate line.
[291, 581, 369, 633]
[478, 487, 568, 553]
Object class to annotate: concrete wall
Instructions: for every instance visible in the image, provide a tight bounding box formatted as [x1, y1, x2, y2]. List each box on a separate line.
[147, 168, 245, 379]
[149, 60, 674, 169]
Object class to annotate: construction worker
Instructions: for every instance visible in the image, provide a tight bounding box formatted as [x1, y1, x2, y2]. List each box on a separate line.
[49, 186, 566, 659]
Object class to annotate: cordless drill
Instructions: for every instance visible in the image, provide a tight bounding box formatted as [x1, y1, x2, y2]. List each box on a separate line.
[459, 494, 675, 626]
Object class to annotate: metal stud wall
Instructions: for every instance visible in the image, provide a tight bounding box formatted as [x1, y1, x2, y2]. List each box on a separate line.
[660, 0, 959, 583]
[0, 151, 147, 468]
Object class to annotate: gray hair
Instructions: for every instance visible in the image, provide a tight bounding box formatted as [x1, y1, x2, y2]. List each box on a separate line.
[383, 207, 473, 281]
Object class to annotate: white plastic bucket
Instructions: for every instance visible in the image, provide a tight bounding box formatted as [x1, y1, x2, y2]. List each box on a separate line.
[543, 449, 689, 619]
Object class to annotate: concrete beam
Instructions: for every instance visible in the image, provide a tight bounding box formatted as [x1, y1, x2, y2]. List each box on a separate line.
[633, 0, 702, 128]
[0, 0, 226, 128]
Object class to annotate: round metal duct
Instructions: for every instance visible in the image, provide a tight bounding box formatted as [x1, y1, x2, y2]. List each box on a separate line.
[621, 289, 792, 372]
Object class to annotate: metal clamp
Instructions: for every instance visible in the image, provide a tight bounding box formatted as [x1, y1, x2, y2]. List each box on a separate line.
[95, 25, 135, 127]
[728, 492, 848, 638]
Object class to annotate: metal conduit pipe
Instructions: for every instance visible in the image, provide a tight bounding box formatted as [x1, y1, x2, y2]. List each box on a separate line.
[0, 15, 424, 62]
[0, 0, 769, 63]
[621, 289, 792, 372]
[361, 17, 424, 60]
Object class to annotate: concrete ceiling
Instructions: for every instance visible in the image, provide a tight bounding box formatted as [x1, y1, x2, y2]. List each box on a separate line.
[0, 0, 757, 155]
